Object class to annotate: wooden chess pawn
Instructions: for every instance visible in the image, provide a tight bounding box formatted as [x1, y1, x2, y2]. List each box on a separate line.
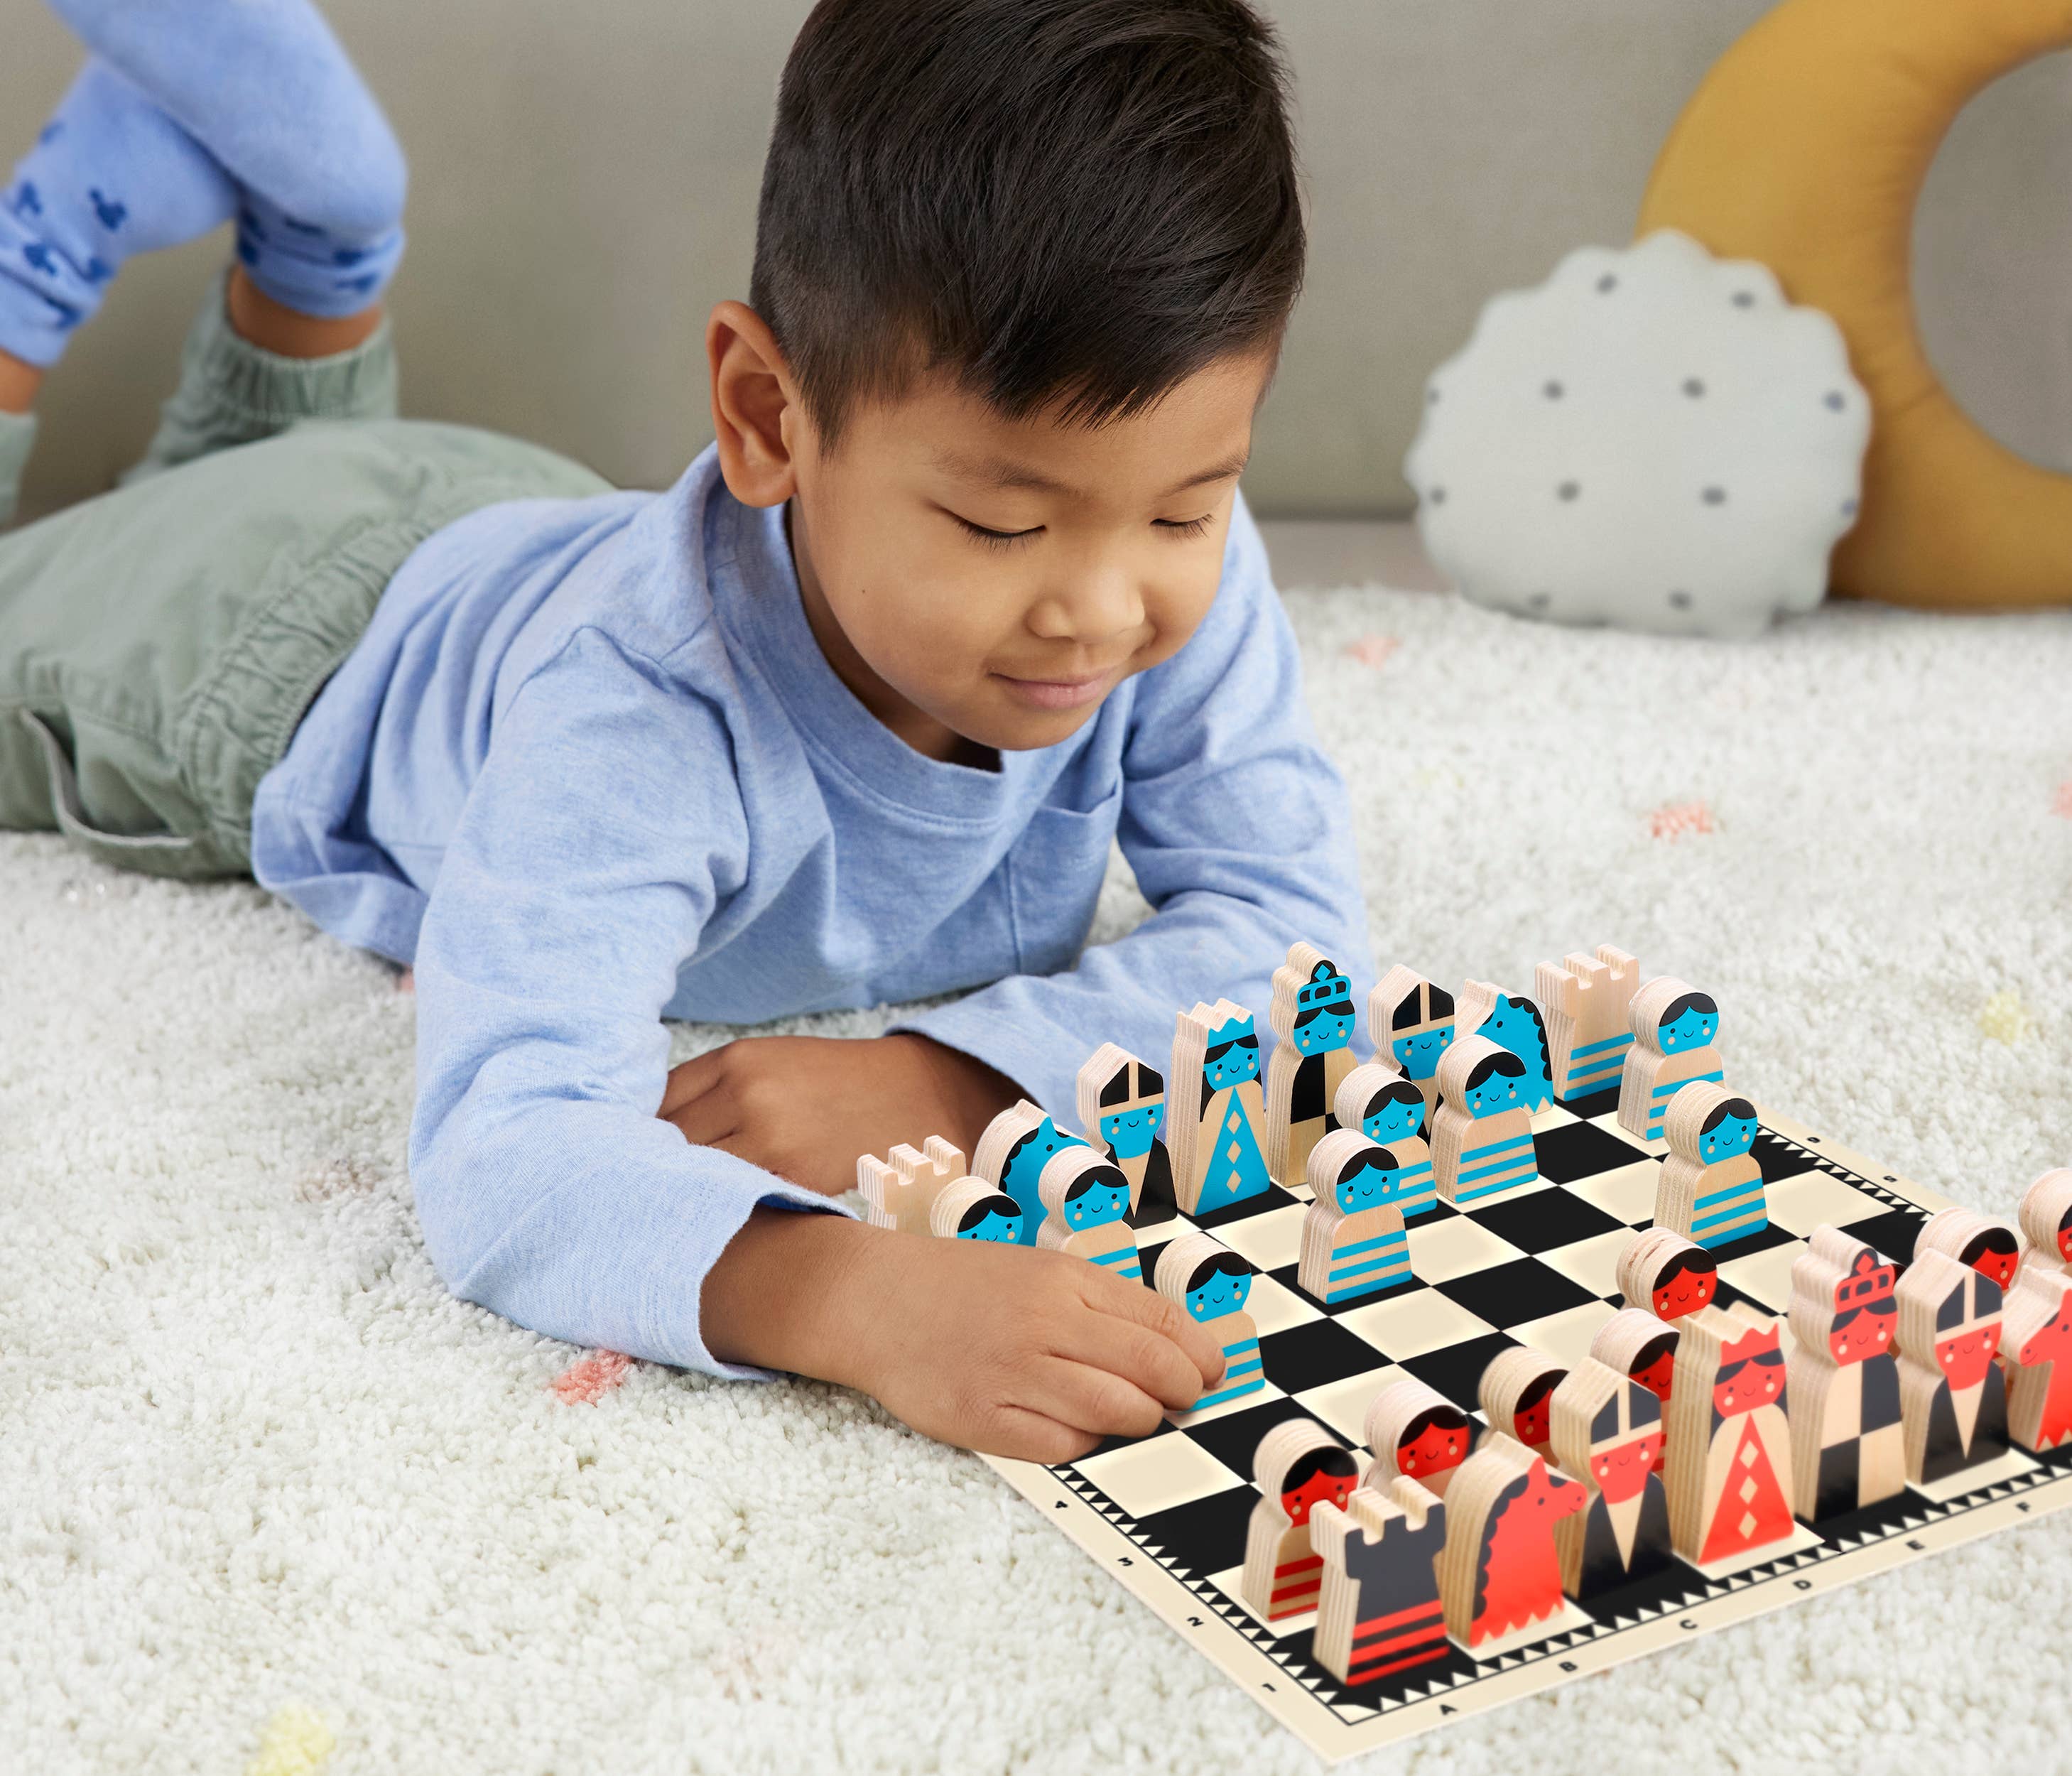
[1036, 1147, 1141, 1282]
[1914, 1205, 2022, 1291]
[1897, 1248, 2009, 1485]
[1364, 1377, 1472, 1500]
[1154, 1234, 1263, 1411]
[1654, 1083, 1766, 1249]
[1590, 1309, 1680, 1474]
[1308, 1476, 1450, 1685]
[1332, 1064, 1435, 1217]
[1264, 945, 1361, 1191]
[1455, 980, 1554, 1112]
[1536, 945, 1641, 1105]
[2017, 1169, 2072, 1276]
[1618, 977, 1724, 1144]
[1785, 1228, 1904, 1521]
[1548, 1358, 1671, 1600]
[1241, 1419, 1361, 1622]
[1076, 1043, 1176, 1225]
[857, 1135, 967, 1235]
[1478, 1346, 1566, 1462]
[2003, 1265, 2072, 1454]
[1367, 966, 1456, 1113]
[1617, 1227, 1719, 1321]
[1435, 1429, 1583, 1647]
[973, 1100, 1089, 1247]
[928, 1177, 1025, 1243]
[1431, 1036, 1540, 1206]
[1298, 1130, 1414, 1306]
[1664, 1304, 1795, 1564]
[1166, 1000, 1272, 1215]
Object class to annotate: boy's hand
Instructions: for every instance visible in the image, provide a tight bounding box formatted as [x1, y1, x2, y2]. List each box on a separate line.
[703, 1213, 1227, 1462]
[821, 1225, 1227, 1463]
[659, 1032, 1021, 1196]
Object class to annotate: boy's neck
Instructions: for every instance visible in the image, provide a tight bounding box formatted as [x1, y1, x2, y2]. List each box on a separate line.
[784, 502, 1000, 771]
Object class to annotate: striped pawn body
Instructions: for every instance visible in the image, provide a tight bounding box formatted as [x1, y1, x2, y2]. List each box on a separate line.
[1655, 1083, 1766, 1250]
[1300, 1129, 1415, 1306]
[1241, 1419, 1361, 1622]
[1036, 1148, 1142, 1282]
[1619, 977, 1723, 1143]
[1156, 1234, 1263, 1410]
[1333, 1065, 1437, 1218]
[1431, 1036, 1540, 1206]
[1536, 946, 1641, 1103]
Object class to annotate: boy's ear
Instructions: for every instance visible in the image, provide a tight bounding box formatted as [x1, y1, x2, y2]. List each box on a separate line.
[707, 300, 801, 509]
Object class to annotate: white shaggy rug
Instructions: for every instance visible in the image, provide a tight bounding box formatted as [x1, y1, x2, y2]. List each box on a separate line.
[4, 587, 2071, 1776]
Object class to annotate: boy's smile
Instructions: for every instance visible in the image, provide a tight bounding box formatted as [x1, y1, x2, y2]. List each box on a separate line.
[708, 298, 1274, 764]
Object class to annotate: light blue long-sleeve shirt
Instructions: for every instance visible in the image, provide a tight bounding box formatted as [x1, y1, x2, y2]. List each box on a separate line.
[251, 447, 1370, 1377]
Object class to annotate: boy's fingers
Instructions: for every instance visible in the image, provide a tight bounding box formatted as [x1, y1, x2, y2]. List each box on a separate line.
[663, 1093, 738, 1149]
[1024, 1357, 1168, 1444]
[981, 1406, 1101, 1466]
[1048, 1312, 1209, 1414]
[657, 1049, 729, 1118]
[1087, 1272, 1226, 1386]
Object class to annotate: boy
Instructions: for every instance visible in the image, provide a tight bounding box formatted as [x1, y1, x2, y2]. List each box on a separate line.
[0, 0, 1371, 1462]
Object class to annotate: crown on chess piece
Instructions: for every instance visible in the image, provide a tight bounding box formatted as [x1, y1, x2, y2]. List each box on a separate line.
[1299, 960, 1352, 1015]
[1835, 1247, 1896, 1310]
[1210, 1012, 1257, 1047]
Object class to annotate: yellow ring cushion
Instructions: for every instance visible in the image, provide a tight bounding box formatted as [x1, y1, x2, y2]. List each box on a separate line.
[1638, 0, 2072, 609]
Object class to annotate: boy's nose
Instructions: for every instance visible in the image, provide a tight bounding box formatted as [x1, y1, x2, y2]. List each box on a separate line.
[1025, 563, 1144, 647]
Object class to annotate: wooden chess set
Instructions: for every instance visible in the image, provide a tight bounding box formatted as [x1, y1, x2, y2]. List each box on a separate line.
[857, 944, 2072, 1760]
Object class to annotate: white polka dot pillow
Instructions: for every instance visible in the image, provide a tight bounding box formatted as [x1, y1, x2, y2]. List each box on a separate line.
[1403, 229, 1870, 638]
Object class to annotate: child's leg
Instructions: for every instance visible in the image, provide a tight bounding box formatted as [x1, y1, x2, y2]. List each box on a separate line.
[122, 265, 397, 484]
[43, 0, 407, 319]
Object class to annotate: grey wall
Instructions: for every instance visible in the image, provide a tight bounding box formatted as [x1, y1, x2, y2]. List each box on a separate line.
[8, 2, 2070, 521]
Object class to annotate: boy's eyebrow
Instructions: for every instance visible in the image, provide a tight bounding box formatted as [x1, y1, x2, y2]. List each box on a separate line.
[931, 448, 1251, 502]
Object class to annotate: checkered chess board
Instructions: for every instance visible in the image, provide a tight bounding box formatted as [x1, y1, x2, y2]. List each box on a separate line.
[982, 1094, 2072, 1762]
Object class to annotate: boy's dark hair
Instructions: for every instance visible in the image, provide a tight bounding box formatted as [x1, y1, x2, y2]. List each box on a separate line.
[752, 0, 1304, 439]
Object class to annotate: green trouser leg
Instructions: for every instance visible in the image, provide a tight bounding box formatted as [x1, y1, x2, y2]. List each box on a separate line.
[0, 410, 33, 532]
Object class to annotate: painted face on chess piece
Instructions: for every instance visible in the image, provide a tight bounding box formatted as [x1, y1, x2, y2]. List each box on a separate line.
[1293, 1004, 1355, 1056]
[2059, 1213, 2072, 1265]
[1512, 1379, 1558, 1451]
[958, 1201, 1024, 1242]
[1005, 1117, 1083, 1193]
[1098, 1104, 1162, 1159]
[1391, 1024, 1453, 1078]
[1629, 1337, 1677, 1402]
[1650, 1253, 1718, 1320]
[1935, 1322, 2002, 1390]
[1360, 1088, 1424, 1147]
[1279, 1449, 1360, 1525]
[1184, 1257, 1252, 1322]
[1960, 1230, 2021, 1290]
[1698, 1105, 1758, 1163]
[1710, 1347, 1784, 1417]
[1335, 1152, 1408, 1213]
[1591, 1431, 1663, 1504]
[1827, 1300, 1895, 1365]
[1656, 998, 1718, 1052]
[1203, 1030, 1261, 1091]
[1463, 1054, 1526, 1118]
[1396, 1414, 1468, 1483]
[1063, 1171, 1130, 1230]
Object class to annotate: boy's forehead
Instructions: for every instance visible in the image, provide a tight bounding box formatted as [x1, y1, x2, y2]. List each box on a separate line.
[871, 350, 1273, 503]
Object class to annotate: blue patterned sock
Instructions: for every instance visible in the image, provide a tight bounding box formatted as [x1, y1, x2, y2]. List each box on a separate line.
[43, 0, 406, 317]
[0, 60, 234, 368]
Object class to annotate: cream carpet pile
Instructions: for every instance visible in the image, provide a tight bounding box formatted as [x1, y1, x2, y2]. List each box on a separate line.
[4, 588, 2069, 1775]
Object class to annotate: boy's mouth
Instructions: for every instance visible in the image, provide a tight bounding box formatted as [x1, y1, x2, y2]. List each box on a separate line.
[991, 666, 1120, 711]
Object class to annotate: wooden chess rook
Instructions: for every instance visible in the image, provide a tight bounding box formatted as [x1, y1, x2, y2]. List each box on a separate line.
[1536, 945, 1641, 1105]
[1308, 1476, 1450, 1685]
[857, 1135, 968, 1235]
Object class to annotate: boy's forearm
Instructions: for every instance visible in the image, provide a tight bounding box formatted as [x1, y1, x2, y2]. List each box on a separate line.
[700, 1206, 884, 1382]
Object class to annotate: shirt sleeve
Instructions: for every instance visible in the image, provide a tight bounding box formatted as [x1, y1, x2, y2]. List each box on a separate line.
[898, 494, 1374, 1117]
[407, 626, 850, 1378]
